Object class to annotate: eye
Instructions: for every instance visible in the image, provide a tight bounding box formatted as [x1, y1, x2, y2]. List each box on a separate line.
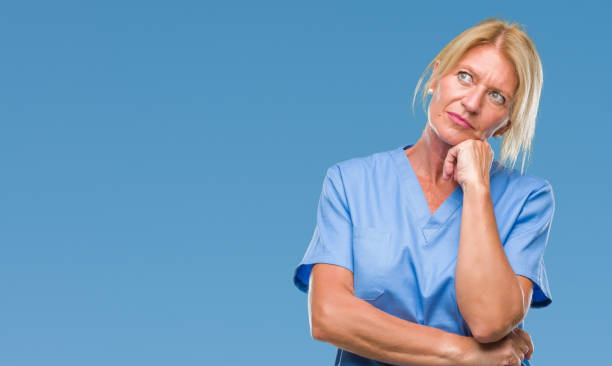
[457, 71, 472, 83]
[490, 90, 506, 105]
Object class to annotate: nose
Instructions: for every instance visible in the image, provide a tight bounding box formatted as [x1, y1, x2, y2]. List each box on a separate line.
[461, 86, 486, 114]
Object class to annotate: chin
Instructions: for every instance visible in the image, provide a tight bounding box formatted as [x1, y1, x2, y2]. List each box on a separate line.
[428, 110, 479, 145]
[429, 122, 471, 147]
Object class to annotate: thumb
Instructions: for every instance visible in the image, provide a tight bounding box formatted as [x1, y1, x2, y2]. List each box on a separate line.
[442, 146, 459, 181]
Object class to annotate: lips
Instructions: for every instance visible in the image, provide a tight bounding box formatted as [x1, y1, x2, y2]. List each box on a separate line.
[447, 112, 473, 129]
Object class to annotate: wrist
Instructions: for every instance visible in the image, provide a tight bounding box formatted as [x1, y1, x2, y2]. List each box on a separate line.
[439, 333, 475, 366]
[462, 180, 490, 196]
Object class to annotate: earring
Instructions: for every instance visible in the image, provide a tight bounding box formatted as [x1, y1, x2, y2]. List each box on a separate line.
[427, 88, 433, 95]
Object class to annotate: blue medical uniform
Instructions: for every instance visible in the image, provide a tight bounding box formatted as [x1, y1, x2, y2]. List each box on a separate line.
[293, 144, 555, 366]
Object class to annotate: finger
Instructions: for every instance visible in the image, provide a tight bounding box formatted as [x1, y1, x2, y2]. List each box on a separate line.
[443, 149, 456, 180]
[515, 329, 534, 358]
[521, 344, 530, 360]
[511, 329, 533, 361]
[443, 146, 459, 180]
[511, 343, 526, 364]
[511, 351, 523, 366]
[525, 339, 534, 360]
[522, 336, 533, 360]
[442, 164, 453, 181]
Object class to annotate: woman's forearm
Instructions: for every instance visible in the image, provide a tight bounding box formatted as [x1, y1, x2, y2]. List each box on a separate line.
[312, 291, 472, 366]
[455, 182, 524, 342]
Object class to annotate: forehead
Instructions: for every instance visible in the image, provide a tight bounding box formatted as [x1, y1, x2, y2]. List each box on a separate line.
[453, 45, 518, 97]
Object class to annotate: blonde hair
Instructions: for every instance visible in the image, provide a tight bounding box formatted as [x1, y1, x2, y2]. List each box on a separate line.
[412, 17, 544, 174]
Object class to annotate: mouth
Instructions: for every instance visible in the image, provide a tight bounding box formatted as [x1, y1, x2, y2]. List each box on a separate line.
[447, 112, 474, 129]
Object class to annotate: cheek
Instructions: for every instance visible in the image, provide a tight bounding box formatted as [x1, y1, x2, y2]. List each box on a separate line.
[434, 81, 462, 109]
[430, 85, 446, 112]
[430, 88, 453, 120]
[484, 113, 509, 134]
[428, 100, 445, 124]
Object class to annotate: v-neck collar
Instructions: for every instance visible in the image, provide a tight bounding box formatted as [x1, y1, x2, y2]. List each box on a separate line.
[391, 144, 464, 244]
[390, 143, 502, 244]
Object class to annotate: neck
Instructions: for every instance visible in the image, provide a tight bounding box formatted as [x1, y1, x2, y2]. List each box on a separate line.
[406, 124, 456, 187]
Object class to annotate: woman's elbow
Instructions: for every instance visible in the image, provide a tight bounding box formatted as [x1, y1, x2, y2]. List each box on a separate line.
[470, 309, 525, 343]
[472, 327, 508, 343]
[310, 322, 326, 341]
[309, 299, 338, 342]
[310, 308, 328, 342]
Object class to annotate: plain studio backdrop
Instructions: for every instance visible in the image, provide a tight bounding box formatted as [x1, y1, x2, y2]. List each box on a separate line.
[1, 1, 610, 365]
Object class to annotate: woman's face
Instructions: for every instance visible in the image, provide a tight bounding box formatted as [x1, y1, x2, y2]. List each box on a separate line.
[427, 45, 518, 145]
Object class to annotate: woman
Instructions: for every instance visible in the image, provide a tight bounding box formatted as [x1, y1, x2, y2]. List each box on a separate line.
[293, 18, 555, 366]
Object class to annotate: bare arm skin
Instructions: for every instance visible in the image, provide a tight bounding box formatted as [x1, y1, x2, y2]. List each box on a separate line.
[444, 140, 535, 343]
[309, 263, 473, 366]
[309, 263, 534, 366]
[455, 182, 534, 343]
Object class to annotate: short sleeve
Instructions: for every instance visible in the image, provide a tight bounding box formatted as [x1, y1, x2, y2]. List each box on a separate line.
[503, 182, 556, 308]
[293, 164, 354, 294]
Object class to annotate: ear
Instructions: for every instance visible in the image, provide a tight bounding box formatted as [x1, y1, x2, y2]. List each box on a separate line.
[493, 120, 512, 138]
[430, 59, 441, 91]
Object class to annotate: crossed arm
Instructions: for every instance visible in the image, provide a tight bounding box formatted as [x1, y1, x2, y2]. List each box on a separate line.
[309, 263, 534, 366]
[307, 182, 535, 365]
[309, 263, 474, 366]
[455, 183, 533, 343]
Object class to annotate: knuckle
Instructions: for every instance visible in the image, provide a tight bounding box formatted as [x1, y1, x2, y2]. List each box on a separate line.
[504, 355, 519, 366]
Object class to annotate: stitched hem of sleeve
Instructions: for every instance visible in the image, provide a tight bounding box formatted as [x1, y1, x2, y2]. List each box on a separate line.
[293, 261, 353, 294]
[513, 267, 552, 309]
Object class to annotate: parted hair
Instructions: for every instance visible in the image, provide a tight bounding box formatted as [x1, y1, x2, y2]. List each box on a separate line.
[412, 17, 544, 174]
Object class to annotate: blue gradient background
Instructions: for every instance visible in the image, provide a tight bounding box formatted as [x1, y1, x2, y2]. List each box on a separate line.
[1, 1, 609, 365]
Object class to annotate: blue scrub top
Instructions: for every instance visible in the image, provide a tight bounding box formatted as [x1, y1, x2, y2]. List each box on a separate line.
[293, 144, 555, 366]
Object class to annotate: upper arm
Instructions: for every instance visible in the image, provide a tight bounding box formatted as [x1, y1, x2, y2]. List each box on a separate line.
[516, 275, 534, 316]
[308, 263, 354, 340]
[309, 263, 354, 301]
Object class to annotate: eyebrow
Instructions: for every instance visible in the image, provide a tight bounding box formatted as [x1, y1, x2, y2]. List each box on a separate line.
[456, 64, 514, 99]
